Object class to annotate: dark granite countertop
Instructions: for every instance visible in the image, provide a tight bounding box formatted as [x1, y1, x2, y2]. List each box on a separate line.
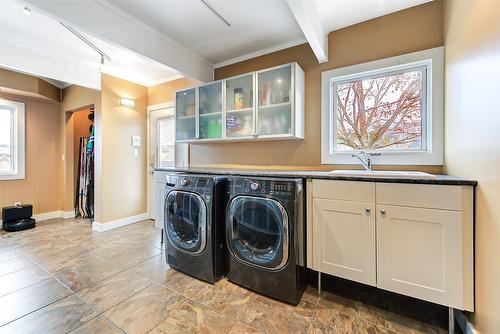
[154, 167, 477, 186]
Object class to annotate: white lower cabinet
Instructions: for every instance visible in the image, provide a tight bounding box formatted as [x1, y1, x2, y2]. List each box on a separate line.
[313, 198, 376, 286]
[376, 205, 463, 308]
[309, 180, 474, 311]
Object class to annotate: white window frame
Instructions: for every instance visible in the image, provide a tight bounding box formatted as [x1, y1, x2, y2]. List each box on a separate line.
[156, 114, 175, 168]
[0, 99, 25, 180]
[321, 47, 444, 165]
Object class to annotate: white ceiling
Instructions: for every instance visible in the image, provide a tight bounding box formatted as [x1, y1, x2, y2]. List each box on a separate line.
[0, 0, 182, 88]
[104, 0, 306, 66]
[1, 0, 433, 89]
[316, 0, 432, 32]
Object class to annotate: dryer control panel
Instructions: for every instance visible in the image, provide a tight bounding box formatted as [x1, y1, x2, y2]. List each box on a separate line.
[230, 177, 301, 201]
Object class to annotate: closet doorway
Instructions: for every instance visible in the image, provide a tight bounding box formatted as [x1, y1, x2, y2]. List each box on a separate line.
[67, 105, 95, 220]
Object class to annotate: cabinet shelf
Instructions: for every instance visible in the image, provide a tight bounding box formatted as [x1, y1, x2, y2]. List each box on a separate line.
[199, 112, 222, 117]
[227, 107, 253, 113]
[258, 101, 291, 110]
[177, 115, 196, 120]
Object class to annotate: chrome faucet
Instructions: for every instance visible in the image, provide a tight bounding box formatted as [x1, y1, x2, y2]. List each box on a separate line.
[352, 151, 381, 171]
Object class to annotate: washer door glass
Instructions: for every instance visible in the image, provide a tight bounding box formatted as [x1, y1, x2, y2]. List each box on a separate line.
[165, 190, 207, 255]
[227, 196, 289, 270]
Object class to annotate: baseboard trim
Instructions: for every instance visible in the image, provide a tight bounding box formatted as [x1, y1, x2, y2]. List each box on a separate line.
[455, 310, 478, 334]
[92, 213, 148, 232]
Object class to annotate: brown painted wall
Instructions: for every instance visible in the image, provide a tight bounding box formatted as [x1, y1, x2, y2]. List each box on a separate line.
[0, 68, 60, 102]
[147, 77, 199, 106]
[100, 74, 148, 223]
[444, 0, 500, 331]
[191, 1, 443, 172]
[0, 93, 62, 214]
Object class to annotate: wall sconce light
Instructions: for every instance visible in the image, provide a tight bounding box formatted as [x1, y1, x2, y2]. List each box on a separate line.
[120, 97, 135, 109]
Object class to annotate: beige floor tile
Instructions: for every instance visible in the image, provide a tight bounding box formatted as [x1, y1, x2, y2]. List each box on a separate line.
[316, 292, 445, 334]
[0, 265, 51, 296]
[0, 247, 23, 262]
[53, 255, 132, 292]
[0, 294, 98, 334]
[0, 278, 73, 326]
[239, 294, 315, 334]
[192, 279, 254, 317]
[0, 254, 35, 276]
[104, 284, 186, 334]
[228, 321, 264, 334]
[308, 309, 395, 334]
[150, 299, 237, 334]
[132, 255, 209, 298]
[70, 315, 123, 334]
[78, 269, 152, 313]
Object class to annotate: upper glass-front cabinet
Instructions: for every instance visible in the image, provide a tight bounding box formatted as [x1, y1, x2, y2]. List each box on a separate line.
[174, 62, 304, 143]
[198, 82, 223, 140]
[225, 74, 254, 139]
[175, 88, 196, 141]
[257, 65, 292, 137]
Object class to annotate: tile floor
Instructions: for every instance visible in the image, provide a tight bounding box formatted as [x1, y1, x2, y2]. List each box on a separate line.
[0, 218, 447, 334]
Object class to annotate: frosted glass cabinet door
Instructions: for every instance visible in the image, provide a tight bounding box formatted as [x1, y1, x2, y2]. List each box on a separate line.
[225, 74, 254, 138]
[198, 82, 222, 140]
[176, 88, 196, 141]
[257, 65, 292, 137]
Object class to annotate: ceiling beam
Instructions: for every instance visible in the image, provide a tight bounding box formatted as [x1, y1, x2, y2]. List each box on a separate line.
[286, 0, 328, 63]
[0, 39, 101, 90]
[25, 0, 214, 83]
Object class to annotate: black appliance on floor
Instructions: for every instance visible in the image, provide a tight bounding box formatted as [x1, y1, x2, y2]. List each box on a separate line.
[225, 176, 306, 304]
[164, 174, 227, 283]
[2, 204, 36, 232]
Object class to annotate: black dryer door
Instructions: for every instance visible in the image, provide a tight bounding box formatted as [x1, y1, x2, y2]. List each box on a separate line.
[227, 195, 289, 270]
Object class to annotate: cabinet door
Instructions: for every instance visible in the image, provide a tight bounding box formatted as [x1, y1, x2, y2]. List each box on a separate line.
[257, 64, 292, 138]
[313, 198, 376, 286]
[198, 82, 223, 140]
[376, 205, 463, 308]
[225, 73, 254, 139]
[175, 88, 196, 141]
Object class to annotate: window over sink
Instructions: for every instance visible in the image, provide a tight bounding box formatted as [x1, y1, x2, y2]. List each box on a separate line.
[321, 47, 444, 165]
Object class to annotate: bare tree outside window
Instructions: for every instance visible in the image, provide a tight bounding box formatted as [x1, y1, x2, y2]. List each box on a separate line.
[335, 69, 424, 151]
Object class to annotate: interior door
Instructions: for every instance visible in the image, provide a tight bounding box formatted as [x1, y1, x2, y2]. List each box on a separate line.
[147, 105, 175, 223]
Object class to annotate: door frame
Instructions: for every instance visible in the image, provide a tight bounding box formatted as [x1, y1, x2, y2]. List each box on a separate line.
[147, 102, 174, 220]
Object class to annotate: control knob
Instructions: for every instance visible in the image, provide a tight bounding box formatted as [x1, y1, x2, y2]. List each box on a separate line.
[180, 178, 188, 186]
[250, 182, 260, 191]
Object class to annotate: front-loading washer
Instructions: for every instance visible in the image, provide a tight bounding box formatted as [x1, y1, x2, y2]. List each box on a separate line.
[164, 174, 227, 283]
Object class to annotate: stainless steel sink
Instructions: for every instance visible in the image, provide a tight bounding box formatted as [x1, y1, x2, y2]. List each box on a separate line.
[327, 170, 436, 179]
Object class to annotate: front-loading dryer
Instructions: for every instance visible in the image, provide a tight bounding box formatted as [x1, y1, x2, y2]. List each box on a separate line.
[225, 176, 306, 304]
[164, 174, 227, 283]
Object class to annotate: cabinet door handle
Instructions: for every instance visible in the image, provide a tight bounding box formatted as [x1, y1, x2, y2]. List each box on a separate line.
[365, 208, 371, 213]
[380, 209, 386, 215]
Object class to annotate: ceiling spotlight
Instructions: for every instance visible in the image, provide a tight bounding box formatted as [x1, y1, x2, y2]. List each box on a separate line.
[22, 6, 31, 15]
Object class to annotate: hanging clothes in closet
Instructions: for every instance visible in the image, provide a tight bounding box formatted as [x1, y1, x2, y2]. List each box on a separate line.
[75, 109, 94, 219]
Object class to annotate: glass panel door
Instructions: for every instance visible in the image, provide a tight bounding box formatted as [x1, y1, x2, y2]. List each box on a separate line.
[227, 196, 289, 270]
[175, 88, 196, 141]
[257, 65, 292, 136]
[198, 82, 222, 140]
[225, 74, 254, 138]
[165, 190, 207, 254]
